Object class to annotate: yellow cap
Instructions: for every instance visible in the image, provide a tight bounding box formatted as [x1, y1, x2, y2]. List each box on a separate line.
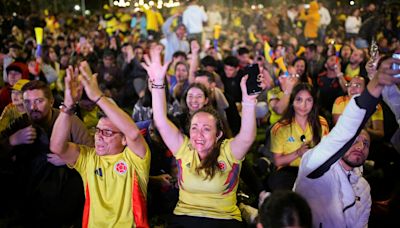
[12, 79, 30, 91]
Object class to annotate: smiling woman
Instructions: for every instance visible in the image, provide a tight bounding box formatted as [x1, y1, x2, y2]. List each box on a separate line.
[268, 83, 329, 191]
[145, 44, 257, 227]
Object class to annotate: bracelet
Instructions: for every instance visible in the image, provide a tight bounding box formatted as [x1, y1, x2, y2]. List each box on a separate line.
[59, 103, 76, 115]
[94, 94, 104, 104]
[151, 84, 166, 89]
[242, 99, 257, 106]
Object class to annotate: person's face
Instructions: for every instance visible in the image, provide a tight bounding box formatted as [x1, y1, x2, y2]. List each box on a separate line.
[293, 89, 313, 117]
[189, 112, 220, 159]
[94, 118, 126, 156]
[9, 48, 20, 58]
[194, 76, 212, 88]
[224, 65, 238, 78]
[23, 89, 53, 122]
[186, 87, 208, 113]
[350, 50, 364, 65]
[103, 56, 114, 68]
[57, 39, 66, 48]
[304, 48, 315, 61]
[11, 90, 24, 108]
[237, 53, 250, 65]
[175, 64, 188, 82]
[28, 61, 39, 75]
[342, 131, 370, 168]
[325, 55, 337, 71]
[134, 48, 144, 60]
[7, 70, 22, 86]
[294, 60, 306, 76]
[341, 46, 352, 59]
[176, 25, 186, 39]
[347, 77, 365, 97]
[49, 48, 58, 62]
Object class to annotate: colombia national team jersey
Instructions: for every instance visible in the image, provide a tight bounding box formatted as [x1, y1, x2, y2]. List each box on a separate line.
[72, 145, 150, 228]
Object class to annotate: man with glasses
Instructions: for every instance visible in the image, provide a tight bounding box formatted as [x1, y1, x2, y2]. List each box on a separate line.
[294, 57, 400, 228]
[332, 76, 384, 139]
[0, 80, 93, 227]
[50, 62, 150, 227]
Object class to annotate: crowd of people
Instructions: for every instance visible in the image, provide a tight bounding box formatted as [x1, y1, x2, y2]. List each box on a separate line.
[1, 0, 400, 227]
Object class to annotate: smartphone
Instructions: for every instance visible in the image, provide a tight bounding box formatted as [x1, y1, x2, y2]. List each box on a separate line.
[245, 63, 262, 95]
[393, 53, 400, 78]
[370, 39, 379, 59]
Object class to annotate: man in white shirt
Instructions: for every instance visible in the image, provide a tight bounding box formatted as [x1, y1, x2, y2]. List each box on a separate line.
[318, 2, 331, 42]
[182, 0, 207, 44]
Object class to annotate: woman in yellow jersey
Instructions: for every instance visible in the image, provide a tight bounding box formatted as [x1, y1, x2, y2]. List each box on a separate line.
[144, 44, 257, 228]
[269, 83, 329, 191]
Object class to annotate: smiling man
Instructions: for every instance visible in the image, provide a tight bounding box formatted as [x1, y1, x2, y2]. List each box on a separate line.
[294, 56, 400, 228]
[50, 63, 150, 228]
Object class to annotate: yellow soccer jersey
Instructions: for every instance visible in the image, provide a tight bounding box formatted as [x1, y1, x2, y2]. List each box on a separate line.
[267, 87, 284, 125]
[173, 136, 243, 221]
[344, 65, 360, 81]
[270, 116, 330, 167]
[332, 95, 383, 121]
[73, 145, 150, 228]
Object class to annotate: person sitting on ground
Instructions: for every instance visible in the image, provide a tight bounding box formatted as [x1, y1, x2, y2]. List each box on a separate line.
[269, 83, 329, 191]
[144, 44, 257, 227]
[50, 62, 151, 227]
[294, 56, 400, 227]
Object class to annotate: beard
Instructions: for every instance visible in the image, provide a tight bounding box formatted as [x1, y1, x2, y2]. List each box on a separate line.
[342, 153, 365, 168]
[29, 110, 44, 122]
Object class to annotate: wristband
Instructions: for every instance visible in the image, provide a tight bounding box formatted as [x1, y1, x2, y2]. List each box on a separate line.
[151, 84, 166, 89]
[94, 94, 105, 104]
[59, 103, 76, 115]
[242, 99, 257, 106]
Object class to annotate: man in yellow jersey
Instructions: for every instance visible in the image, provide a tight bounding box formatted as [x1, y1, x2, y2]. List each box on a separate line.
[50, 62, 150, 228]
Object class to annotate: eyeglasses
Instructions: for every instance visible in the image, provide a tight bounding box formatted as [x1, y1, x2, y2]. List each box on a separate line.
[345, 83, 362, 88]
[94, 127, 122, 137]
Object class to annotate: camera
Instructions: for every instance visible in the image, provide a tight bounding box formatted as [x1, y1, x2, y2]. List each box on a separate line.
[393, 53, 400, 78]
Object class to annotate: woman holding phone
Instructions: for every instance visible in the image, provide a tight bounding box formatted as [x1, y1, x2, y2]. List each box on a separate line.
[143, 44, 257, 227]
[269, 83, 329, 191]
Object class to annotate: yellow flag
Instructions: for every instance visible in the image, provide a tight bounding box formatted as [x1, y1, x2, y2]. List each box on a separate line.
[264, 41, 273, 64]
[34, 27, 43, 45]
[275, 57, 287, 73]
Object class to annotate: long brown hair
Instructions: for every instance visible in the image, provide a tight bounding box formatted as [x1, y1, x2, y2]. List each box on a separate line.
[279, 83, 322, 146]
[190, 106, 225, 180]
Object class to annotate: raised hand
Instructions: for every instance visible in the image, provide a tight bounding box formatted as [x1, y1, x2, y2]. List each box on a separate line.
[191, 39, 200, 54]
[375, 57, 400, 86]
[280, 75, 299, 95]
[65, 66, 83, 107]
[141, 44, 169, 86]
[366, 53, 381, 80]
[79, 61, 103, 101]
[9, 125, 37, 146]
[240, 75, 259, 103]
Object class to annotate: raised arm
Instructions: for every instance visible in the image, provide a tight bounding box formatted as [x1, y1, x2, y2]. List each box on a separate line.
[79, 61, 148, 158]
[162, 15, 176, 36]
[50, 66, 82, 165]
[188, 40, 200, 84]
[142, 45, 184, 154]
[270, 76, 298, 114]
[303, 57, 400, 175]
[229, 75, 258, 160]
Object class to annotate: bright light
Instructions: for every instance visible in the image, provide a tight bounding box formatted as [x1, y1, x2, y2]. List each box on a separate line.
[113, 0, 118, 6]
[258, 4, 264, 9]
[139, 0, 144, 5]
[85, 10, 90, 15]
[149, 1, 155, 6]
[74, 5, 81, 11]
[251, 5, 256, 10]
[350, 0, 355, 5]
